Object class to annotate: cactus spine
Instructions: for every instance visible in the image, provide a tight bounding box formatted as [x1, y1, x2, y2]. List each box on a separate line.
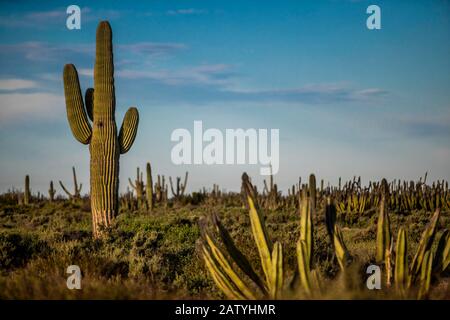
[63, 21, 139, 237]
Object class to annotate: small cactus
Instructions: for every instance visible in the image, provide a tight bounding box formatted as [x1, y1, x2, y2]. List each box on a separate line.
[48, 181, 56, 202]
[169, 172, 188, 199]
[129, 167, 145, 208]
[146, 162, 154, 211]
[309, 173, 316, 211]
[24, 175, 30, 205]
[59, 166, 82, 202]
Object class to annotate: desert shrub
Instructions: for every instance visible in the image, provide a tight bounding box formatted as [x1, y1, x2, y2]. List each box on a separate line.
[0, 231, 49, 270]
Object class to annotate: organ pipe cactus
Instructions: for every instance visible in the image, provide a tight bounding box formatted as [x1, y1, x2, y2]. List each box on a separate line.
[63, 21, 139, 237]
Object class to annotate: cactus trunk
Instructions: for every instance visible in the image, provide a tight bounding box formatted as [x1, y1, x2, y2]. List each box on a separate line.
[146, 162, 153, 211]
[24, 175, 30, 205]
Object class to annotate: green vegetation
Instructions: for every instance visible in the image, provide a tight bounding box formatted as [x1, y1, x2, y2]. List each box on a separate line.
[0, 171, 448, 299]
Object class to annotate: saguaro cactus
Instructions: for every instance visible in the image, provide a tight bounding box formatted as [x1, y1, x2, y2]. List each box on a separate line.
[169, 172, 188, 199]
[59, 166, 82, 202]
[48, 181, 56, 202]
[309, 174, 316, 211]
[129, 167, 145, 208]
[146, 162, 154, 211]
[24, 175, 31, 205]
[63, 21, 139, 237]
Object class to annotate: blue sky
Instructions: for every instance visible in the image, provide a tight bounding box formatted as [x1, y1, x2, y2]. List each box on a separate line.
[0, 0, 449, 195]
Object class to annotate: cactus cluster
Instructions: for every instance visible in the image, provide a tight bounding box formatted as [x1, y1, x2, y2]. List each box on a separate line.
[202, 173, 449, 300]
[123, 163, 174, 211]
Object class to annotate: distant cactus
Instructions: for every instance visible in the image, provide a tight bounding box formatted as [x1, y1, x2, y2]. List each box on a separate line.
[146, 162, 153, 211]
[129, 167, 145, 208]
[63, 21, 139, 237]
[376, 195, 391, 263]
[59, 166, 82, 202]
[309, 173, 316, 211]
[169, 172, 188, 199]
[48, 181, 56, 202]
[24, 175, 30, 205]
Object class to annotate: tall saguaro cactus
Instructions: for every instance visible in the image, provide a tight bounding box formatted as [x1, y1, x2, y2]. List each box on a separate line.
[63, 21, 139, 237]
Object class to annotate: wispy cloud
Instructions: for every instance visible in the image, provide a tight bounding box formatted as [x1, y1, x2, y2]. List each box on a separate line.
[0, 7, 124, 29]
[395, 114, 450, 138]
[221, 83, 388, 104]
[0, 79, 39, 91]
[116, 63, 236, 86]
[0, 41, 185, 63]
[0, 42, 93, 62]
[77, 68, 93, 77]
[166, 9, 208, 16]
[0, 92, 63, 122]
[118, 42, 186, 57]
[0, 7, 93, 28]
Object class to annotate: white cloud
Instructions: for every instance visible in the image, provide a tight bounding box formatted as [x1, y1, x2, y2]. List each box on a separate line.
[0, 92, 63, 122]
[78, 68, 94, 77]
[116, 64, 236, 86]
[166, 9, 208, 16]
[0, 79, 39, 91]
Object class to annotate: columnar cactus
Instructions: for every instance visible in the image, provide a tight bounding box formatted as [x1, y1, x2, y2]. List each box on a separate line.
[146, 162, 153, 211]
[49, 181, 56, 202]
[24, 175, 30, 205]
[169, 172, 188, 198]
[309, 173, 316, 211]
[59, 166, 82, 202]
[63, 21, 139, 237]
[129, 167, 145, 208]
